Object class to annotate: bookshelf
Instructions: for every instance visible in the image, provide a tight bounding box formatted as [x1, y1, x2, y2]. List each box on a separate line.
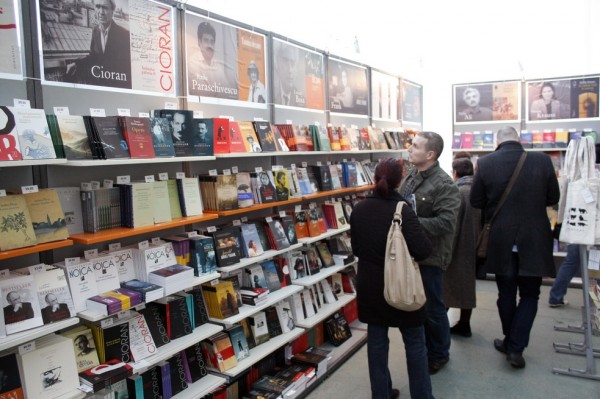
[0, 158, 68, 167]
[298, 225, 350, 245]
[292, 263, 352, 287]
[0, 317, 80, 352]
[61, 156, 216, 166]
[171, 374, 227, 399]
[217, 243, 303, 274]
[0, 239, 73, 261]
[294, 294, 356, 329]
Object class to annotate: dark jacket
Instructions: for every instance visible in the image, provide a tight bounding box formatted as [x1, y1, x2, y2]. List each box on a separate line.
[350, 191, 432, 327]
[470, 141, 560, 277]
[401, 161, 461, 269]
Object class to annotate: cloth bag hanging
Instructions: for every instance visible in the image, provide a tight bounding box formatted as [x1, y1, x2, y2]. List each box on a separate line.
[383, 201, 426, 311]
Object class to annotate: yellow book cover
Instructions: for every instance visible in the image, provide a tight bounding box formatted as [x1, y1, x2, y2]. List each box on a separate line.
[0, 194, 37, 250]
[103, 291, 131, 310]
[23, 189, 68, 244]
[167, 179, 183, 219]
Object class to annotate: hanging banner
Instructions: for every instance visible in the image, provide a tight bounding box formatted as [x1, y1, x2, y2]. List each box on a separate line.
[272, 38, 325, 110]
[371, 70, 399, 121]
[185, 12, 267, 104]
[454, 81, 520, 124]
[401, 79, 423, 125]
[526, 77, 599, 122]
[37, 0, 176, 95]
[0, 0, 22, 79]
[328, 58, 368, 115]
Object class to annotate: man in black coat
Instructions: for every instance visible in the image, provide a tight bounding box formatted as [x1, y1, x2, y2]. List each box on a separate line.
[470, 126, 559, 368]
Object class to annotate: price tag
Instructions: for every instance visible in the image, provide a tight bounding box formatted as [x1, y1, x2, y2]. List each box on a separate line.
[290, 163, 296, 168]
[583, 128, 593, 132]
[326, 161, 331, 165]
[309, 202, 316, 209]
[151, 237, 162, 245]
[29, 264, 45, 274]
[117, 310, 131, 319]
[327, 123, 333, 127]
[207, 226, 217, 233]
[145, 175, 155, 183]
[286, 119, 293, 124]
[193, 110, 204, 118]
[544, 129, 551, 133]
[13, 98, 30, 108]
[337, 197, 343, 202]
[315, 121, 320, 126]
[316, 161, 322, 166]
[223, 169, 231, 176]
[84, 249, 98, 259]
[232, 219, 241, 226]
[279, 211, 287, 218]
[103, 179, 114, 188]
[240, 216, 248, 222]
[21, 185, 38, 194]
[218, 115, 233, 121]
[295, 205, 302, 212]
[301, 162, 307, 167]
[209, 169, 218, 176]
[0, 270, 9, 278]
[344, 196, 350, 200]
[568, 128, 577, 132]
[117, 175, 131, 184]
[351, 158, 356, 162]
[53, 106, 70, 115]
[253, 117, 265, 122]
[117, 108, 131, 116]
[188, 95, 200, 103]
[352, 194, 357, 199]
[176, 172, 185, 179]
[265, 216, 273, 222]
[210, 278, 219, 286]
[231, 166, 238, 174]
[138, 240, 150, 250]
[582, 188, 595, 204]
[78, 385, 94, 394]
[91, 181, 101, 190]
[108, 242, 121, 251]
[138, 112, 150, 118]
[255, 166, 263, 173]
[65, 257, 80, 266]
[0, 190, 6, 197]
[164, 101, 177, 109]
[18, 341, 35, 355]
[158, 172, 168, 181]
[272, 165, 283, 171]
[136, 303, 146, 311]
[187, 231, 199, 238]
[90, 108, 106, 117]
[101, 317, 115, 328]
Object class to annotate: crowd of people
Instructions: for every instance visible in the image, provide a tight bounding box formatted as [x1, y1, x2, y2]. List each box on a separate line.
[350, 126, 563, 399]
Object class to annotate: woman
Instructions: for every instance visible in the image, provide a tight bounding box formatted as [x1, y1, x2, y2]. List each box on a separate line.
[350, 158, 434, 399]
[258, 172, 276, 202]
[443, 158, 481, 337]
[530, 82, 561, 120]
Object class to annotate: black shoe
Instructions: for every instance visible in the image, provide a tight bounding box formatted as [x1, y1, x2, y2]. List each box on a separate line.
[428, 357, 449, 374]
[493, 338, 507, 354]
[506, 352, 526, 368]
[450, 322, 472, 337]
[391, 388, 400, 399]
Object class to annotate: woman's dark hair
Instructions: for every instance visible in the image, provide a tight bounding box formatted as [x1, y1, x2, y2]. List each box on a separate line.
[539, 82, 556, 100]
[453, 151, 472, 160]
[247, 240, 254, 248]
[374, 158, 403, 197]
[452, 158, 474, 178]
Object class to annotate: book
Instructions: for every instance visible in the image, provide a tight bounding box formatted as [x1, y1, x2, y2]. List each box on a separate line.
[148, 116, 176, 157]
[236, 172, 254, 208]
[273, 169, 291, 201]
[55, 259, 98, 312]
[275, 300, 295, 333]
[186, 287, 210, 327]
[61, 325, 100, 372]
[264, 306, 283, 338]
[139, 304, 171, 348]
[0, 274, 44, 334]
[266, 219, 291, 250]
[228, 121, 247, 153]
[153, 295, 194, 340]
[177, 177, 203, 216]
[191, 118, 215, 156]
[189, 235, 217, 275]
[304, 246, 322, 275]
[244, 264, 268, 291]
[128, 312, 157, 362]
[55, 114, 93, 159]
[241, 223, 265, 258]
[167, 353, 189, 396]
[201, 280, 239, 319]
[78, 359, 133, 393]
[32, 266, 75, 325]
[201, 332, 238, 372]
[212, 118, 230, 154]
[324, 311, 352, 346]
[90, 116, 130, 159]
[0, 353, 24, 399]
[238, 121, 262, 152]
[153, 180, 172, 223]
[288, 250, 307, 280]
[154, 109, 195, 157]
[248, 311, 270, 346]
[54, 187, 84, 235]
[316, 241, 336, 267]
[294, 210, 309, 239]
[0, 106, 23, 160]
[119, 116, 155, 158]
[520, 131, 533, 148]
[256, 171, 277, 203]
[10, 107, 56, 160]
[260, 260, 282, 293]
[182, 342, 208, 383]
[21, 189, 67, 244]
[0, 194, 37, 250]
[227, 324, 250, 361]
[212, 226, 242, 267]
[327, 125, 341, 151]
[253, 121, 277, 151]
[166, 179, 183, 219]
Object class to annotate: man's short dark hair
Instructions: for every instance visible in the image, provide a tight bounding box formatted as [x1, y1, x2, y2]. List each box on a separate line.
[95, 0, 116, 10]
[452, 158, 474, 178]
[197, 22, 216, 42]
[417, 131, 444, 160]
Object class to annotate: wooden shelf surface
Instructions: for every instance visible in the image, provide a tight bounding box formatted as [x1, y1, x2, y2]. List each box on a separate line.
[69, 214, 219, 245]
[0, 239, 73, 260]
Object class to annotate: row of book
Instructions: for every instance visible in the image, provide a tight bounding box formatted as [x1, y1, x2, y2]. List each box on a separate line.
[453, 129, 598, 150]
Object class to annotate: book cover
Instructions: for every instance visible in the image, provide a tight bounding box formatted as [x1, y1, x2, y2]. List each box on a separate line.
[0, 353, 24, 399]
[227, 324, 250, 361]
[472, 131, 483, 149]
[139, 304, 171, 348]
[129, 312, 157, 362]
[294, 210, 309, 239]
[542, 131, 556, 148]
[34, 266, 75, 325]
[272, 124, 289, 151]
[155, 109, 194, 157]
[78, 359, 133, 392]
[324, 311, 352, 346]
[0, 194, 37, 250]
[253, 121, 277, 151]
[212, 118, 230, 154]
[166, 179, 183, 219]
[120, 117, 155, 158]
[167, 353, 188, 396]
[264, 306, 283, 338]
[201, 332, 238, 372]
[555, 130, 569, 148]
[238, 121, 262, 152]
[61, 326, 100, 372]
[248, 311, 270, 346]
[10, 107, 56, 160]
[55, 260, 98, 312]
[236, 172, 254, 208]
[327, 125, 341, 151]
[250, 221, 271, 252]
[0, 274, 44, 334]
[101, 318, 132, 363]
[275, 300, 295, 334]
[148, 117, 176, 157]
[23, 189, 68, 244]
[201, 281, 239, 319]
[216, 174, 238, 211]
[55, 114, 93, 160]
[244, 264, 268, 291]
[288, 250, 307, 280]
[191, 118, 215, 156]
[260, 260, 282, 293]
[460, 132, 473, 149]
[338, 127, 351, 151]
[256, 171, 277, 203]
[520, 131, 533, 148]
[0, 106, 23, 161]
[316, 242, 336, 267]
[187, 287, 210, 327]
[240, 223, 265, 258]
[304, 247, 322, 275]
[153, 180, 172, 224]
[266, 219, 290, 250]
[89, 253, 121, 294]
[228, 121, 247, 153]
[307, 208, 321, 237]
[213, 227, 242, 267]
[91, 116, 130, 159]
[279, 215, 298, 245]
[177, 177, 203, 216]
[182, 342, 208, 383]
[189, 236, 217, 275]
[54, 187, 84, 235]
[273, 169, 290, 201]
[532, 131, 544, 148]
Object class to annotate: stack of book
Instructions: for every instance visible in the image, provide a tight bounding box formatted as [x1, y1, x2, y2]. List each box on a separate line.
[240, 286, 269, 306]
[148, 264, 195, 296]
[120, 279, 164, 302]
[79, 359, 133, 393]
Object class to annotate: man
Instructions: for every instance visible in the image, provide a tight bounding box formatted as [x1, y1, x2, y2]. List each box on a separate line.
[457, 87, 493, 122]
[399, 131, 461, 374]
[74, 334, 95, 357]
[470, 126, 559, 368]
[67, 0, 131, 88]
[273, 44, 305, 106]
[196, 121, 211, 144]
[41, 293, 71, 324]
[170, 111, 187, 142]
[247, 61, 266, 103]
[3, 291, 34, 324]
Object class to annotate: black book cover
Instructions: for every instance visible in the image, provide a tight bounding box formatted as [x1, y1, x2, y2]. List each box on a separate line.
[139, 304, 171, 348]
[79, 359, 133, 391]
[309, 165, 332, 191]
[140, 366, 163, 399]
[264, 306, 283, 338]
[155, 109, 195, 157]
[253, 121, 277, 151]
[148, 117, 176, 157]
[266, 219, 290, 250]
[183, 342, 208, 383]
[102, 319, 132, 363]
[167, 353, 189, 395]
[255, 171, 276, 203]
[191, 118, 215, 156]
[188, 287, 210, 327]
[324, 311, 352, 346]
[83, 115, 102, 159]
[251, 220, 271, 251]
[166, 295, 194, 339]
[211, 226, 242, 267]
[91, 116, 131, 159]
[279, 215, 298, 245]
[0, 353, 23, 398]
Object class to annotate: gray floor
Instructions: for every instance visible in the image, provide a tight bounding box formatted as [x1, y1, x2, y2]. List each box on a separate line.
[308, 280, 600, 399]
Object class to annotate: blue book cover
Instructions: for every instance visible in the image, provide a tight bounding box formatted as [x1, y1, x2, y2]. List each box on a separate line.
[227, 324, 250, 361]
[260, 260, 282, 292]
[191, 118, 215, 156]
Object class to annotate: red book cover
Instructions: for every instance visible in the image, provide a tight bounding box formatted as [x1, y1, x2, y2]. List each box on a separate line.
[228, 121, 247, 153]
[339, 127, 351, 150]
[291, 331, 309, 355]
[275, 124, 295, 150]
[213, 118, 230, 154]
[542, 131, 556, 147]
[120, 117, 155, 158]
[290, 125, 309, 151]
[460, 132, 473, 149]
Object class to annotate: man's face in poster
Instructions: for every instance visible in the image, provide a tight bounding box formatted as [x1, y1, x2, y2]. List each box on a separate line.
[200, 33, 215, 63]
[463, 88, 481, 108]
[94, 0, 114, 30]
[198, 122, 208, 141]
[276, 46, 298, 94]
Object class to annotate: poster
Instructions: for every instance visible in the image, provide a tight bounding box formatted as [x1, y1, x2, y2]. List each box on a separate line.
[401, 79, 422, 125]
[454, 81, 520, 124]
[0, 0, 22, 78]
[371, 70, 399, 120]
[37, 0, 176, 95]
[272, 38, 325, 110]
[328, 58, 368, 115]
[185, 12, 266, 103]
[527, 77, 599, 122]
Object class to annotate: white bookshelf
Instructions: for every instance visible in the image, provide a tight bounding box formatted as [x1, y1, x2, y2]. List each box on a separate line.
[55, 388, 88, 399]
[298, 225, 350, 245]
[319, 320, 368, 369]
[219, 327, 306, 377]
[129, 323, 223, 374]
[217, 243, 303, 274]
[293, 263, 355, 287]
[209, 285, 304, 327]
[0, 317, 80, 351]
[171, 374, 227, 399]
[0, 158, 67, 167]
[294, 294, 356, 329]
[61, 156, 216, 166]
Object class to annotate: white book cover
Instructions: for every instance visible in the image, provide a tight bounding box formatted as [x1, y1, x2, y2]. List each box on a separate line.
[135, 242, 177, 280]
[302, 289, 316, 318]
[250, 311, 269, 343]
[34, 267, 76, 325]
[153, 180, 172, 223]
[129, 312, 157, 362]
[180, 177, 203, 216]
[104, 247, 136, 283]
[275, 299, 295, 333]
[288, 292, 305, 322]
[18, 335, 79, 398]
[9, 106, 56, 160]
[320, 279, 338, 304]
[89, 253, 121, 293]
[55, 260, 99, 312]
[355, 162, 368, 186]
[330, 274, 345, 297]
[0, 274, 44, 334]
[54, 187, 84, 235]
[0, 106, 23, 160]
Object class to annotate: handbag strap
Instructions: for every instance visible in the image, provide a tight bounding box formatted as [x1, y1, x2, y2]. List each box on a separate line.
[489, 152, 527, 224]
[393, 201, 405, 224]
